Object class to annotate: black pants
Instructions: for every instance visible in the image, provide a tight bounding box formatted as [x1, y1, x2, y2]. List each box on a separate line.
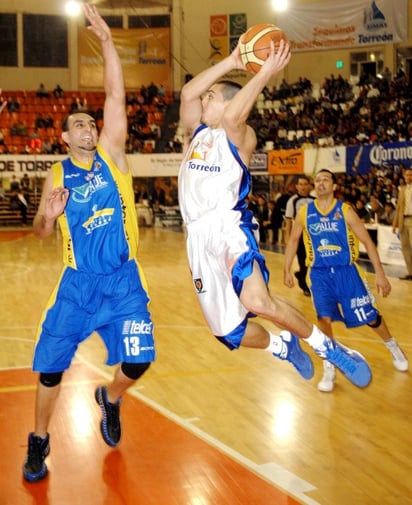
[295, 237, 309, 291]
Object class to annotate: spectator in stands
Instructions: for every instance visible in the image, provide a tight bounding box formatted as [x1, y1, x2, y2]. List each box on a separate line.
[53, 84, 64, 98]
[21, 173, 30, 192]
[51, 137, 64, 154]
[262, 199, 279, 244]
[10, 175, 20, 191]
[6, 96, 19, 113]
[41, 137, 53, 154]
[9, 189, 28, 224]
[254, 194, 269, 243]
[379, 201, 395, 225]
[150, 179, 166, 207]
[36, 83, 49, 98]
[354, 198, 370, 222]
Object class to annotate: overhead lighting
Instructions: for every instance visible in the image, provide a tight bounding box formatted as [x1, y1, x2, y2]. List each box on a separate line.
[65, 0, 82, 17]
[272, 0, 289, 12]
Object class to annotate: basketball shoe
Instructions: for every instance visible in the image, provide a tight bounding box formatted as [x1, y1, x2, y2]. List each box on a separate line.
[317, 360, 336, 392]
[23, 432, 50, 482]
[95, 386, 122, 447]
[275, 331, 314, 380]
[315, 338, 371, 388]
[384, 338, 408, 372]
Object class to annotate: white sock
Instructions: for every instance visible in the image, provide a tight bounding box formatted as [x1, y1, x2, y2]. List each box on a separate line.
[303, 325, 328, 349]
[265, 332, 284, 355]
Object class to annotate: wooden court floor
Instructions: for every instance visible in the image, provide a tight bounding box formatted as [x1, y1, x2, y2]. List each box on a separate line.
[1, 227, 412, 505]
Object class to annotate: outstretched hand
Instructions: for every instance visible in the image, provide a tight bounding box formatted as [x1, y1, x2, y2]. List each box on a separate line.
[83, 4, 111, 42]
[43, 187, 70, 221]
[260, 39, 291, 76]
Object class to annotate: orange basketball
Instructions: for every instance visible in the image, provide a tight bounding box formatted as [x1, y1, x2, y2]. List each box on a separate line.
[239, 23, 289, 74]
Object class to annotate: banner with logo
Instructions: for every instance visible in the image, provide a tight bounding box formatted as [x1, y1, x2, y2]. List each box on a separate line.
[346, 141, 412, 175]
[78, 26, 171, 89]
[209, 13, 247, 65]
[267, 148, 304, 175]
[276, 0, 407, 52]
[377, 225, 406, 267]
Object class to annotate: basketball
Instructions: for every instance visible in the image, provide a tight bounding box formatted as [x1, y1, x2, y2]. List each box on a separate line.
[239, 23, 289, 74]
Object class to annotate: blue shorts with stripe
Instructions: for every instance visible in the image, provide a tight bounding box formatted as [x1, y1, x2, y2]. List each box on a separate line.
[309, 263, 379, 328]
[33, 260, 155, 373]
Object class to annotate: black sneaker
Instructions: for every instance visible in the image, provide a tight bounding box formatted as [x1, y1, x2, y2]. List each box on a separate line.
[23, 432, 50, 483]
[95, 386, 122, 447]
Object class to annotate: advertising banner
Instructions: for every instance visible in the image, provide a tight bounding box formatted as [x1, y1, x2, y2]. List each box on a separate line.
[276, 0, 407, 52]
[78, 26, 171, 89]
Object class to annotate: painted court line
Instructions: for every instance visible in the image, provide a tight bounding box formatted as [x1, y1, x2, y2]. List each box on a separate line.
[76, 353, 320, 505]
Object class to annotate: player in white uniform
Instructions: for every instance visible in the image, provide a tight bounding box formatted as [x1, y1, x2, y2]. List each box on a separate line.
[178, 37, 372, 388]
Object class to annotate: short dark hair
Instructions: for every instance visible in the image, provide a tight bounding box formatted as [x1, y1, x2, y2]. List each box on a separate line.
[61, 110, 96, 132]
[216, 80, 242, 101]
[316, 169, 337, 183]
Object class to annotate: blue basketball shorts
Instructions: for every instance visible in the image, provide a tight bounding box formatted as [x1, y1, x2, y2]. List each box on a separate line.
[309, 263, 379, 328]
[33, 260, 156, 373]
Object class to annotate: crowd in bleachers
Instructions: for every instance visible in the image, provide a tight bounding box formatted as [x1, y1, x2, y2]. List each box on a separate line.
[1, 69, 412, 156]
[247, 68, 412, 151]
[1, 71, 412, 229]
[0, 82, 172, 155]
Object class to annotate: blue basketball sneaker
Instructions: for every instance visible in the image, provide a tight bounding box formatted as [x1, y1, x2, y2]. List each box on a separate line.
[275, 331, 314, 380]
[95, 386, 122, 447]
[315, 338, 372, 388]
[23, 432, 50, 482]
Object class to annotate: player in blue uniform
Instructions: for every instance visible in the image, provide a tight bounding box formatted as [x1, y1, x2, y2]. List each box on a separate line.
[178, 36, 372, 392]
[23, 5, 155, 482]
[284, 169, 408, 392]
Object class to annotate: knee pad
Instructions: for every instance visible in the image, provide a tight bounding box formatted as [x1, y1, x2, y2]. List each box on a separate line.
[39, 372, 63, 387]
[367, 313, 382, 328]
[121, 362, 150, 380]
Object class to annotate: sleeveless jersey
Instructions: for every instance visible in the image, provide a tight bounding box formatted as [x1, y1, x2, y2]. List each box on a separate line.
[52, 144, 139, 274]
[301, 199, 359, 268]
[178, 125, 251, 224]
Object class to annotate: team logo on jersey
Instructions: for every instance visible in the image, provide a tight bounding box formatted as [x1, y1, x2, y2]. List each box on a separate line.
[194, 278, 206, 293]
[82, 205, 114, 234]
[71, 172, 109, 203]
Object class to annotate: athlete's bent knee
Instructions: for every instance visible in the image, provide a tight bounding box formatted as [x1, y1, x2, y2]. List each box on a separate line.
[39, 372, 63, 387]
[367, 313, 382, 328]
[121, 362, 151, 380]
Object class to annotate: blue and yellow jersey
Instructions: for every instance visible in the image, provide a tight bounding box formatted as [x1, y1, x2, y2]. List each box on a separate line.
[52, 144, 138, 274]
[300, 199, 359, 268]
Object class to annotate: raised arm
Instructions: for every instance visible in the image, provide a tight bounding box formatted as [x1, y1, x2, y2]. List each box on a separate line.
[179, 49, 243, 149]
[222, 40, 290, 161]
[83, 4, 127, 173]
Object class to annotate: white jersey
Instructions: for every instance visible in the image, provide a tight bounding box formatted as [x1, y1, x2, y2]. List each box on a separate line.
[178, 124, 269, 344]
[178, 125, 250, 224]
